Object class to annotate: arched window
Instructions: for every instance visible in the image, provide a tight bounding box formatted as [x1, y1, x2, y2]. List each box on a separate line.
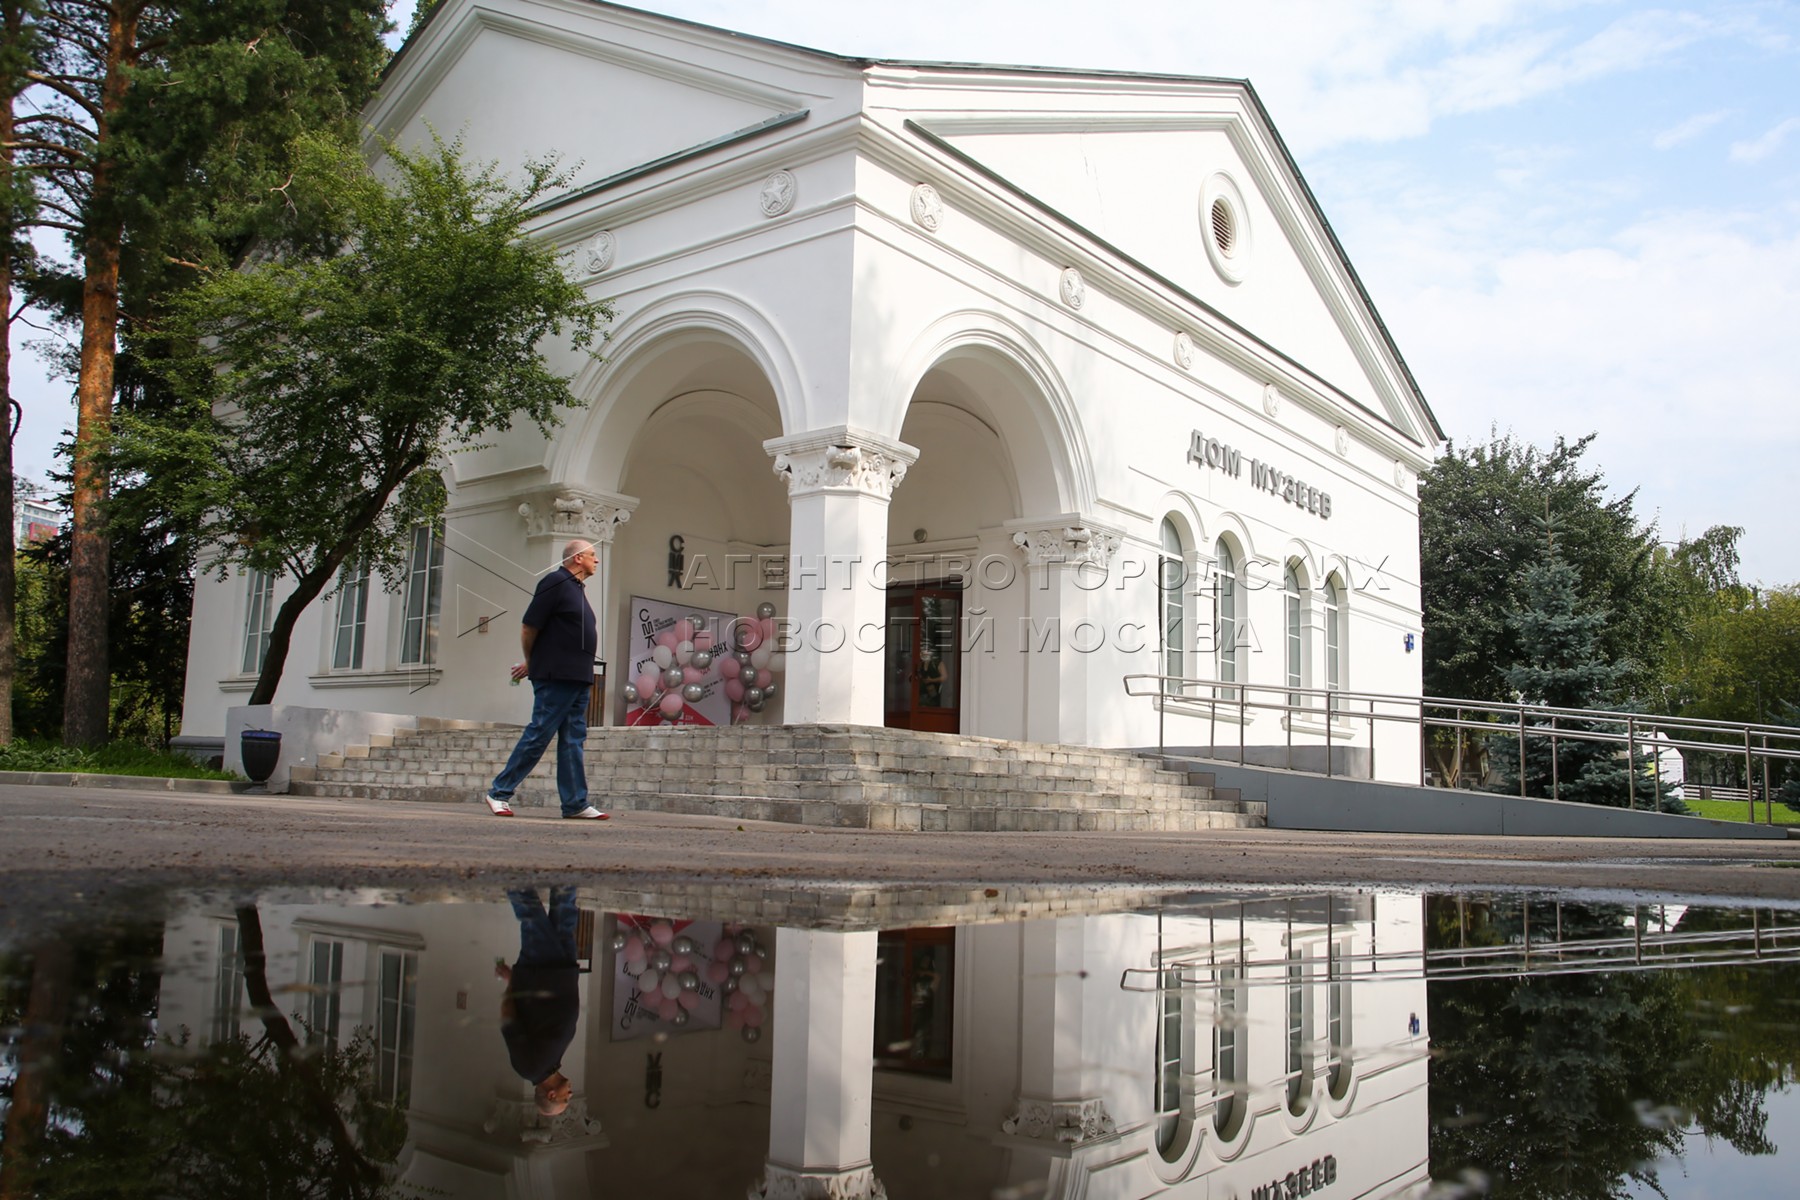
[1214, 538, 1240, 699]
[1159, 518, 1187, 689]
[1212, 963, 1244, 1137]
[1285, 948, 1312, 1116]
[1153, 917, 1195, 1161]
[1327, 938, 1353, 1100]
[1324, 573, 1345, 697]
[1284, 559, 1307, 706]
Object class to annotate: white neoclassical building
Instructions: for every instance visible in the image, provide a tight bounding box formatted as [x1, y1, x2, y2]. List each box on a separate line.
[178, 0, 1441, 781]
[158, 887, 1431, 1198]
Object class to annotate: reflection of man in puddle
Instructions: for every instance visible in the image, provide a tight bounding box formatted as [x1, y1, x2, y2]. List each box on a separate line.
[497, 886, 581, 1117]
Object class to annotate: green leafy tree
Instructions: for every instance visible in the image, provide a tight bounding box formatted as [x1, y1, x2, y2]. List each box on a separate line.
[1419, 433, 1670, 785]
[11, 1, 388, 744]
[114, 131, 608, 705]
[1426, 898, 1798, 1200]
[1, 905, 406, 1198]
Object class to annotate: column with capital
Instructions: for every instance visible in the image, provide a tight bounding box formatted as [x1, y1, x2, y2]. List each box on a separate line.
[1004, 516, 1123, 745]
[764, 427, 917, 726]
[750, 928, 886, 1200]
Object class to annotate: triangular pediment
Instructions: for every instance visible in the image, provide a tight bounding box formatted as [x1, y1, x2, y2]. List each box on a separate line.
[376, 3, 838, 198]
[921, 113, 1430, 442]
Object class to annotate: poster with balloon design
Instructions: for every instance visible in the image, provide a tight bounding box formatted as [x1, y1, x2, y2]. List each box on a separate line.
[623, 596, 785, 726]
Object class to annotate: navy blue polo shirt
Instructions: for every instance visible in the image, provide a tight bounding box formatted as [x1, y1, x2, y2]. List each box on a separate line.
[521, 567, 597, 683]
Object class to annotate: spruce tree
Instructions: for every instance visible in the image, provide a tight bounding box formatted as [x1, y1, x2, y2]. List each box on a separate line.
[1488, 554, 1680, 810]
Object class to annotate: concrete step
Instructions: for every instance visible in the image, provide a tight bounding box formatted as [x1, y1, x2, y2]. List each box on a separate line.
[288, 722, 1267, 832]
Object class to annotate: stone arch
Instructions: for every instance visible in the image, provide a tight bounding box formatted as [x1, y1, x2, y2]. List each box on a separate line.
[551, 289, 804, 493]
[888, 311, 1095, 519]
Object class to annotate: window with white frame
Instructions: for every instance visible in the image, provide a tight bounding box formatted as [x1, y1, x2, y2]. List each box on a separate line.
[1159, 518, 1188, 690]
[1284, 559, 1308, 707]
[241, 570, 275, 675]
[1324, 573, 1345, 699]
[1153, 916, 1195, 1162]
[398, 527, 443, 666]
[1212, 963, 1244, 1136]
[331, 562, 369, 670]
[1286, 948, 1312, 1116]
[1327, 938, 1353, 1100]
[306, 938, 346, 1053]
[1213, 538, 1240, 699]
[375, 948, 418, 1103]
[212, 923, 244, 1044]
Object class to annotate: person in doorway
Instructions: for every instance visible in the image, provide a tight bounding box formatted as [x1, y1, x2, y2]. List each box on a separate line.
[485, 539, 608, 819]
[497, 886, 583, 1116]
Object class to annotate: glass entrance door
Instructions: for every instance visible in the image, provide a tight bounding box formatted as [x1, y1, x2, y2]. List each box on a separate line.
[884, 584, 962, 734]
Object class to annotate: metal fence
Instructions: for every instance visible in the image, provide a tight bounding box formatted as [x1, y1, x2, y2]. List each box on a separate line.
[1122, 673, 1800, 823]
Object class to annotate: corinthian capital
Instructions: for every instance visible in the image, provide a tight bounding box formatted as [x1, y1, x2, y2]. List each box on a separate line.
[1007, 516, 1123, 569]
[519, 489, 637, 543]
[764, 426, 919, 500]
[748, 1164, 887, 1200]
[1000, 1096, 1118, 1145]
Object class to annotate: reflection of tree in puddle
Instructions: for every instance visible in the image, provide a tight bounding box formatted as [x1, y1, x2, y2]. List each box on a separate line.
[1426, 898, 1800, 1199]
[0, 905, 407, 1199]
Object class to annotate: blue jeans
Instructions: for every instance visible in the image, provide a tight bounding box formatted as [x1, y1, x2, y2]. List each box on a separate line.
[507, 886, 580, 966]
[491, 679, 590, 815]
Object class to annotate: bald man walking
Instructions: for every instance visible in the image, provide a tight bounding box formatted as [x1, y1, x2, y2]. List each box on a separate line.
[485, 539, 608, 820]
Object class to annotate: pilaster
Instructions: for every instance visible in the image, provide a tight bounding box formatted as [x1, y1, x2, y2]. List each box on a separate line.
[1005, 515, 1123, 744]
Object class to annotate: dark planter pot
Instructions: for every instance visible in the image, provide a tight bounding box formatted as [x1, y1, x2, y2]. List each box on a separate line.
[240, 729, 282, 784]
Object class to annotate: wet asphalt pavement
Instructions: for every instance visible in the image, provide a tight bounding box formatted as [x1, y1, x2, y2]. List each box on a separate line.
[3, 780, 1799, 939]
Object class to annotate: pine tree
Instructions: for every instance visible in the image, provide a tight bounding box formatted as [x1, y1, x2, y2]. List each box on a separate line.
[12, 2, 387, 743]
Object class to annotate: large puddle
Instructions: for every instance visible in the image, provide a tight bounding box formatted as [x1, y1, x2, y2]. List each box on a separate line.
[2, 885, 1797, 1198]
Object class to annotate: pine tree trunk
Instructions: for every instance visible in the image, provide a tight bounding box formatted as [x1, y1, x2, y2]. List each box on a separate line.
[0, 941, 75, 1200]
[0, 0, 24, 746]
[61, 5, 137, 746]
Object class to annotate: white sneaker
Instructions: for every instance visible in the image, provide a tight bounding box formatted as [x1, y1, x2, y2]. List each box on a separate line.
[563, 806, 609, 820]
[484, 793, 514, 817]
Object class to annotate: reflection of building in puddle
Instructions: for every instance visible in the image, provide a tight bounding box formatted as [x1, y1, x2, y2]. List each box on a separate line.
[154, 886, 1434, 1198]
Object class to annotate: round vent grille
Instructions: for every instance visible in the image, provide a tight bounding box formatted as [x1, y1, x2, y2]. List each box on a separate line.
[1210, 198, 1237, 257]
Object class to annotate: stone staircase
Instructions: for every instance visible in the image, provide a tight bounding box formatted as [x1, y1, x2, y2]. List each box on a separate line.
[288, 722, 1264, 832]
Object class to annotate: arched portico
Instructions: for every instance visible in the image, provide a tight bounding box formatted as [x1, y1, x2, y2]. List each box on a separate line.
[876, 322, 1113, 743]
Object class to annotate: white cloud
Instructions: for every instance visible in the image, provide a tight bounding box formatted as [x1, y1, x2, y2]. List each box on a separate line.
[1653, 109, 1731, 149]
[1730, 115, 1800, 162]
[1372, 211, 1800, 583]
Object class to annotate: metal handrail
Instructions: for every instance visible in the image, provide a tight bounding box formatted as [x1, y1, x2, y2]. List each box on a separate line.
[1123, 672, 1800, 823]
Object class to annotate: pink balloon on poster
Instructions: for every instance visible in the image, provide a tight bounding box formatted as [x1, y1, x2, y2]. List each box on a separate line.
[742, 954, 761, 974]
[669, 954, 692, 974]
[674, 619, 695, 643]
[760, 616, 776, 642]
[755, 669, 773, 689]
[733, 704, 751, 723]
[635, 672, 658, 702]
[659, 693, 683, 718]
[682, 665, 705, 685]
[745, 1005, 766, 1027]
[725, 1008, 746, 1030]
[623, 939, 646, 964]
[678, 989, 701, 1011]
[719, 655, 742, 679]
[713, 937, 735, 961]
[706, 961, 729, 984]
[655, 630, 678, 649]
[724, 678, 745, 703]
[650, 921, 674, 946]
[693, 630, 714, 651]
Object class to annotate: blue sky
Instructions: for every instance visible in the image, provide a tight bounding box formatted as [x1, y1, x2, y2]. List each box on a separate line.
[17, 1, 1798, 584]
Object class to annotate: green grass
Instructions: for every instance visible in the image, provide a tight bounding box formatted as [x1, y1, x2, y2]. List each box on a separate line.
[0, 738, 240, 780]
[1683, 796, 1800, 826]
